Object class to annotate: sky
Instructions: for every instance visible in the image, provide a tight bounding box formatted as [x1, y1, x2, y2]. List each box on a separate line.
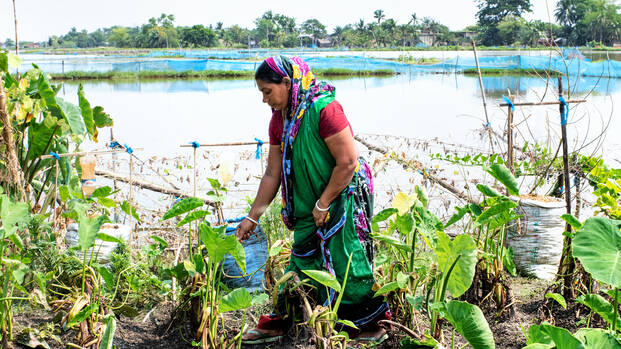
[1, 0, 560, 42]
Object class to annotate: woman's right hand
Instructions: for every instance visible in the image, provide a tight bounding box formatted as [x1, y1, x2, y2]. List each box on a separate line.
[235, 218, 257, 241]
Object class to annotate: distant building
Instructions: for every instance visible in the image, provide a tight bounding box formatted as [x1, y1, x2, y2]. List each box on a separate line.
[22, 42, 41, 49]
[456, 31, 478, 41]
[419, 32, 437, 47]
[317, 38, 332, 48]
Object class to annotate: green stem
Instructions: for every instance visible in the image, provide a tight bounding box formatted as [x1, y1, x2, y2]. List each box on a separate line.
[409, 228, 417, 273]
[81, 251, 87, 295]
[613, 288, 619, 332]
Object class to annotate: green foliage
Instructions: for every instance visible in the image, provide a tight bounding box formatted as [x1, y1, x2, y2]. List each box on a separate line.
[573, 217, 621, 288]
[524, 323, 621, 349]
[161, 197, 204, 221]
[545, 293, 567, 309]
[435, 232, 477, 298]
[437, 300, 495, 349]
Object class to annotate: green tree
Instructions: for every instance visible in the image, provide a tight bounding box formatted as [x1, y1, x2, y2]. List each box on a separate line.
[180, 25, 217, 47]
[476, 0, 533, 45]
[555, 0, 597, 43]
[374, 9, 386, 24]
[575, 0, 621, 45]
[4, 38, 15, 49]
[301, 18, 327, 46]
[109, 27, 131, 47]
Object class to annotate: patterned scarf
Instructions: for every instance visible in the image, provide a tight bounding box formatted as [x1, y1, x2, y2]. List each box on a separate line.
[263, 56, 334, 229]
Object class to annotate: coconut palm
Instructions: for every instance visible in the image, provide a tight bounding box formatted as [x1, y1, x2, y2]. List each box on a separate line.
[374, 9, 385, 24]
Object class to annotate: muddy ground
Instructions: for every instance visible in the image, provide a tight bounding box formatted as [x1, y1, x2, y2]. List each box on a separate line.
[14, 276, 606, 349]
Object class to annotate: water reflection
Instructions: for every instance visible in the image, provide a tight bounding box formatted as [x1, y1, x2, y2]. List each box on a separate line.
[60, 73, 620, 158]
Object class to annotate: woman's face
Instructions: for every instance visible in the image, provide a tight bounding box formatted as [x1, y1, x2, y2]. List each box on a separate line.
[257, 77, 290, 112]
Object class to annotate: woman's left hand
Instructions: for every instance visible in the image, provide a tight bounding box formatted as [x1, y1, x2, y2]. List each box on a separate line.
[313, 200, 330, 227]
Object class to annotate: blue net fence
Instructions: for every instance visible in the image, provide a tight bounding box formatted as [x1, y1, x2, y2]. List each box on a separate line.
[18, 51, 621, 78]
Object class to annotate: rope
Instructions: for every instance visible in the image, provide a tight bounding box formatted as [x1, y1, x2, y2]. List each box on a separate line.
[254, 138, 264, 160]
[502, 95, 515, 111]
[49, 152, 61, 160]
[190, 141, 200, 148]
[559, 96, 569, 126]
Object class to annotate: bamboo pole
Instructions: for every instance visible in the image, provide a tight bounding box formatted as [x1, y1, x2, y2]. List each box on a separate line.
[472, 41, 495, 153]
[499, 99, 585, 107]
[507, 94, 514, 175]
[53, 160, 59, 232]
[39, 148, 142, 159]
[179, 141, 261, 148]
[129, 154, 134, 245]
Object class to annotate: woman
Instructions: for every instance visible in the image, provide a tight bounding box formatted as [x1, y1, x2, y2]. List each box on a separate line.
[236, 56, 389, 344]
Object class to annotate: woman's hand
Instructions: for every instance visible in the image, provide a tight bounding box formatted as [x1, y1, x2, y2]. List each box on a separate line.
[235, 218, 257, 241]
[313, 199, 330, 227]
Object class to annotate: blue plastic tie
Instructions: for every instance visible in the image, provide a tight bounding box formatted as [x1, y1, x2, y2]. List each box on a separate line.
[190, 141, 200, 148]
[484, 122, 490, 129]
[502, 95, 515, 111]
[254, 138, 264, 160]
[559, 96, 569, 126]
[109, 141, 121, 149]
[124, 144, 133, 154]
[49, 152, 60, 160]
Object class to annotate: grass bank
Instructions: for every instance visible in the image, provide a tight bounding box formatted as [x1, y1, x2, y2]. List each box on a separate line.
[50, 68, 397, 80]
[463, 67, 564, 76]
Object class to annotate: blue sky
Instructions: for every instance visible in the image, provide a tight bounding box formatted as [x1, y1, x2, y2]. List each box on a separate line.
[1, 0, 558, 42]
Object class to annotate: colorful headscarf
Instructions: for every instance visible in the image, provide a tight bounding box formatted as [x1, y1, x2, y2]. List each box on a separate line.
[262, 56, 334, 229]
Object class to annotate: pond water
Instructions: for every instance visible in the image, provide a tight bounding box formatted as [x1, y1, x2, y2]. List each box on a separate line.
[60, 72, 621, 163]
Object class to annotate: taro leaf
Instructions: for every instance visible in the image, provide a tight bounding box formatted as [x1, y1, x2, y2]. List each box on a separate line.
[400, 335, 443, 348]
[37, 74, 64, 120]
[476, 200, 518, 225]
[395, 213, 414, 235]
[151, 236, 168, 248]
[77, 212, 104, 252]
[373, 208, 398, 223]
[545, 292, 567, 309]
[57, 98, 86, 138]
[92, 186, 112, 198]
[121, 201, 141, 223]
[606, 289, 621, 305]
[0, 195, 31, 236]
[561, 214, 582, 230]
[393, 192, 417, 216]
[27, 115, 58, 160]
[435, 231, 477, 298]
[161, 197, 204, 221]
[503, 246, 517, 276]
[373, 281, 400, 297]
[477, 184, 502, 198]
[220, 288, 252, 312]
[302, 269, 341, 293]
[200, 223, 245, 272]
[96, 197, 116, 208]
[115, 304, 138, 318]
[405, 294, 424, 311]
[573, 328, 621, 349]
[370, 233, 412, 253]
[445, 206, 468, 228]
[337, 319, 358, 329]
[93, 106, 113, 128]
[441, 300, 495, 349]
[522, 344, 554, 349]
[415, 185, 428, 208]
[486, 163, 519, 196]
[97, 266, 115, 290]
[177, 210, 209, 227]
[99, 314, 117, 349]
[251, 293, 269, 306]
[66, 303, 98, 328]
[77, 84, 95, 138]
[193, 253, 205, 274]
[576, 293, 621, 330]
[397, 272, 409, 288]
[573, 217, 621, 288]
[207, 178, 222, 190]
[269, 243, 284, 257]
[96, 232, 122, 243]
[526, 324, 553, 346]
[539, 324, 585, 349]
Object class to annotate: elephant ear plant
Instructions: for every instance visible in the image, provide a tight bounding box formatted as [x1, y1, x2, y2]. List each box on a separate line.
[162, 179, 267, 349]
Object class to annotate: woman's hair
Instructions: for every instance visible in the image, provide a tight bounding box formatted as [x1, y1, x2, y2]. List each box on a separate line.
[255, 61, 284, 83]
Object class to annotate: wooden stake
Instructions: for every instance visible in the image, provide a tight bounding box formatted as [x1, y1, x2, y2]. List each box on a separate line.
[129, 154, 134, 245]
[507, 94, 514, 175]
[53, 160, 59, 232]
[472, 41, 495, 152]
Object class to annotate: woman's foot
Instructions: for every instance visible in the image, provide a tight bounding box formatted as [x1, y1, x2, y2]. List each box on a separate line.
[241, 328, 285, 344]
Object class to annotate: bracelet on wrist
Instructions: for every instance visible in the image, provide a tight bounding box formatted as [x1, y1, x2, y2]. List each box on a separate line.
[245, 216, 259, 226]
[315, 200, 330, 212]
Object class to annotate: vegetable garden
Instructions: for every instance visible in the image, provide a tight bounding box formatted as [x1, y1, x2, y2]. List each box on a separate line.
[1, 48, 621, 349]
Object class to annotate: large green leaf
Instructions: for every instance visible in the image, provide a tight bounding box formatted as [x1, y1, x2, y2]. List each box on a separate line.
[57, 98, 86, 138]
[77, 84, 95, 137]
[477, 184, 502, 198]
[0, 195, 31, 236]
[77, 212, 104, 252]
[545, 293, 567, 309]
[435, 231, 477, 298]
[576, 294, 621, 330]
[573, 328, 621, 349]
[445, 206, 469, 228]
[370, 233, 412, 252]
[199, 223, 245, 272]
[373, 281, 400, 297]
[441, 301, 495, 349]
[161, 197, 204, 221]
[66, 303, 98, 328]
[0, 52, 7, 72]
[526, 324, 554, 346]
[573, 217, 621, 288]
[373, 208, 398, 223]
[302, 269, 341, 293]
[177, 210, 209, 227]
[37, 74, 65, 121]
[121, 201, 141, 223]
[99, 314, 117, 349]
[219, 288, 252, 312]
[540, 324, 585, 349]
[93, 106, 113, 128]
[395, 213, 414, 235]
[476, 200, 518, 225]
[486, 163, 519, 196]
[27, 115, 58, 160]
[561, 214, 582, 230]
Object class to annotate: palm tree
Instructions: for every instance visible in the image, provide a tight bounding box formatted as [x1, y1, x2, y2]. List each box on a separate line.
[408, 13, 418, 26]
[374, 9, 385, 24]
[332, 26, 345, 46]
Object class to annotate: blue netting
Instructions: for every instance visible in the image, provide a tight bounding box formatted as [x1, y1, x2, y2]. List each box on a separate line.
[15, 51, 621, 78]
